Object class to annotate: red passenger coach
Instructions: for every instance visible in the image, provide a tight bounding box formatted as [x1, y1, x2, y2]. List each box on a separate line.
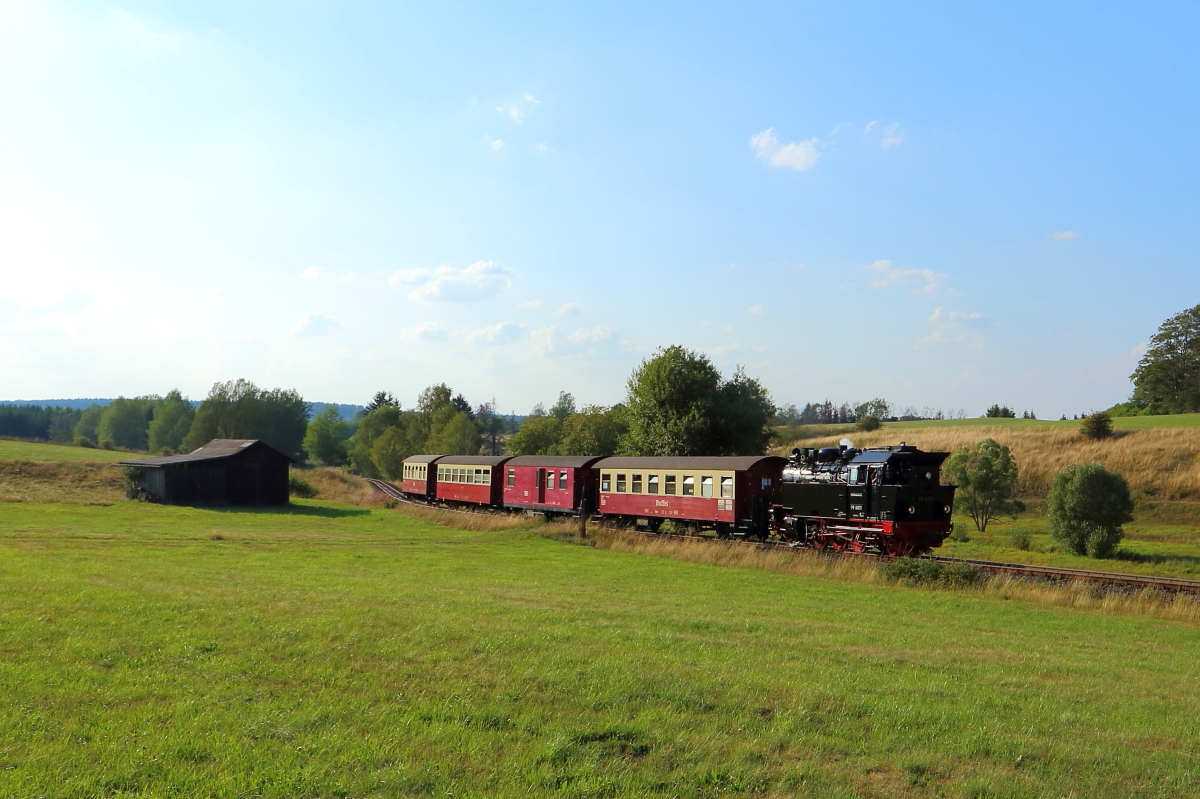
[433, 455, 512, 507]
[502, 456, 604, 515]
[401, 454, 445, 500]
[594, 456, 786, 537]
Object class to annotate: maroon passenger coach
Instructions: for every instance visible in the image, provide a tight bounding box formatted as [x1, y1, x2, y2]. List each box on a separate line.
[401, 453, 444, 499]
[432, 455, 512, 506]
[501, 456, 604, 515]
[593, 456, 786, 537]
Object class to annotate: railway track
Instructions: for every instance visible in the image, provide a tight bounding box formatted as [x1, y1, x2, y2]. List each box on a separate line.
[364, 478, 1200, 596]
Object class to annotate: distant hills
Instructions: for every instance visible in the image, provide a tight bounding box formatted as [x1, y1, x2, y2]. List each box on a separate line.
[0, 398, 365, 420]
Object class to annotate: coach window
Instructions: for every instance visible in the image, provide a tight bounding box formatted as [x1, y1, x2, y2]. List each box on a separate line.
[682, 476, 695, 496]
[616, 473, 627, 492]
[632, 474, 642, 493]
[665, 475, 676, 495]
[647, 474, 659, 494]
[701, 476, 713, 497]
[720, 476, 733, 498]
[559, 471, 568, 490]
[507, 469, 515, 487]
[602, 473, 611, 491]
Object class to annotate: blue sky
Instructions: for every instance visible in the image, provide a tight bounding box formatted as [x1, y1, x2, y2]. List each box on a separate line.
[2, 1, 1197, 419]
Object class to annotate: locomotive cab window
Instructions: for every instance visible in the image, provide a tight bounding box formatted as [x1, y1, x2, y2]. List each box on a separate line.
[665, 475, 676, 495]
[720, 476, 733, 498]
[682, 476, 694, 496]
[647, 474, 659, 494]
[601, 473, 611, 491]
[559, 471, 568, 490]
[616, 474, 627, 493]
[632, 474, 642, 493]
[701, 476, 713, 497]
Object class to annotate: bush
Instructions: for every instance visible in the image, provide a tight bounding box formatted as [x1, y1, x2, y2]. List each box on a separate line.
[1008, 528, 1034, 551]
[1080, 411, 1113, 440]
[74, 436, 96, 449]
[288, 475, 318, 499]
[1047, 462, 1134, 558]
[948, 523, 970, 543]
[880, 559, 981, 587]
[98, 438, 115, 450]
[855, 415, 882, 432]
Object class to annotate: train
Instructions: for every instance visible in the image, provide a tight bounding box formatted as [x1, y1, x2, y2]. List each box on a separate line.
[397, 441, 957, 556]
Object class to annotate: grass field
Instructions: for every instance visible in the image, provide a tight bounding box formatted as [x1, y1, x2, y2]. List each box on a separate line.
[2, 499, 1200, 797]
[0, 438, 133, 463]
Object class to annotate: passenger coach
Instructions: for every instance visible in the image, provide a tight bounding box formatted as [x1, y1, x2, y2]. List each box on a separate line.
[433, 455, 512, 507]
[501, 456, 604, 516]
[593, 456, 786, 537]
[401, 454, 444, 500]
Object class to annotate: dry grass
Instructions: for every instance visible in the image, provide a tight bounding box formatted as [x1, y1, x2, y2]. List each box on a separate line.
[577, 529, 1200, 624]
[799, 426, 1200, 499]
[291, 466, 380, 505]
[0, 460, 124, 504]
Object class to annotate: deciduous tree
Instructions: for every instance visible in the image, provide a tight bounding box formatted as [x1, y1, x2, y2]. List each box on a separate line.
[304, 405, 350, 466]
[1131, 304, 1200, 414]
[943, 438, 1025, 531]
[1047, 462, 1134, 558]
[147, 390, 195, 454]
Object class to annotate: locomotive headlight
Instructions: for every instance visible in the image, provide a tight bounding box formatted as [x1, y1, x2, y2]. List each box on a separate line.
[943, 505, 951, 515]
[907, 506, 916, 515]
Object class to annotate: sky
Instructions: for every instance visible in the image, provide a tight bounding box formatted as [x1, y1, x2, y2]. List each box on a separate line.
[2, 1, 1198, 419]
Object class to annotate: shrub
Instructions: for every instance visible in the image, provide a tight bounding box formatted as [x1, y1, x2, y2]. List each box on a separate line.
[855, 415, 882, 432]
[1008, 528, 1034, 551]
[98, 438, 115, 450]
[74, 436, 96, 449]
[1047, 462, 1134, 558]
[288, 475, 318, 499]
[948, 523, 970, 543]
[880, 559, 980, 587]
[1080, 411, 1113, 440]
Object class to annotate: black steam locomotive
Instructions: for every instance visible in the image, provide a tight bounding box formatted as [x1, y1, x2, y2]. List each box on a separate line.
[777, 442, 956, 556]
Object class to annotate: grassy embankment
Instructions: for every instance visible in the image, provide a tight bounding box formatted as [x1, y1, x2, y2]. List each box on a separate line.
[787, 415, 1200, 577]
[2, 489, 1200, 798]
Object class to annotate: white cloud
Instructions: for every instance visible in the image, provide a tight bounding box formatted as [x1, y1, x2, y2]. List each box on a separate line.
[531, 325, 557, 353]
[400, 322, 448, 342]
[747, 304, 766, 315]
[555, 302, 583, 317]
[1129, 342, 1147, 359]
[300, 266, 323, 280]
[915, 307, 985, 349]
[496, 93, 539, 123]
[518, 300, 543, 310]
[750, 128, 820, 170]
[467, 321, 522, 345]
[536, 142, 549, 152]
[866, 259, 948, 295]
[290, 312, 342, 337]
[569, 325, 612, 343]
[336, 270, 360, 282]
[864, 120, 878, 133]
[486, 138, 504, 152]
[388, 260, 513, 303]
[880, 122, 905, 149]
[110, 9, 180, 57]
[1048, 231, 1078, 240]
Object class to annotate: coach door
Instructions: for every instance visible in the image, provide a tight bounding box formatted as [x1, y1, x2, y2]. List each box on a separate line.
[537, 469, 547, 503]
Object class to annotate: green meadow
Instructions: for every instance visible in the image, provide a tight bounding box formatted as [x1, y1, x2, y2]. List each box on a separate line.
[2, 497, 1199, 798]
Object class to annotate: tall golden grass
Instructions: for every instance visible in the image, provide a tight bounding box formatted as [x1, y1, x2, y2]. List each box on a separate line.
[581, 529, 1200, 623]
[798, 426, 1200, 499]
[292, 466, 379, 505]
[0, 460, 124, 503]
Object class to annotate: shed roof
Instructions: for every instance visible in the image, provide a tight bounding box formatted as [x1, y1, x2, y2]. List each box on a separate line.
[505, 456, 606, 469]
[594, 456, 786, 471]
[119, 439, 294, 467]
[434, 455, 513, 466]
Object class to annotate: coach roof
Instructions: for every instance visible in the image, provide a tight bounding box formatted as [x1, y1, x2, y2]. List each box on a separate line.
[434, 455, 513, 466]
[504, 456, 605, 468]
[595, 456, 786, 471]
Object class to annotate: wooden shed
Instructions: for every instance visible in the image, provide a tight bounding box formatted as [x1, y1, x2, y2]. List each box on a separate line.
[119, 439, 294, 506]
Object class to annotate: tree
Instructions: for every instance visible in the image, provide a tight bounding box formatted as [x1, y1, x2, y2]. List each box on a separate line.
[348, 405, 404, 477]
[1131, 304, 1200, 414]
[97, 396, 159, 450]
[430, 411, 481, 455]
[148, 390, 195, 454]
[476, 400, 505, 455]
[985, 404, 1016, 418]
[304, 405, 350, 466]
[505, 416, 562, 455]
[1080, 411, 1113, 440]
[558, 405, 627, 456]
[365, 391, 400, 413]
[943, 438, 1025, 531]
[73, 404, 105, 446]
[855, 415, 882, 432]
[618, 346, 774, 456]
[549, 391, 576, 421]
[184, 379, 311, 460]
[370, 426, 411, 479]
[1047, 462, 1134, 558]
[451, 393, 475, 420]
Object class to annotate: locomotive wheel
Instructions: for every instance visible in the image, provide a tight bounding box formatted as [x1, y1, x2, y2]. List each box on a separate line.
[811, 534, 827, 550]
